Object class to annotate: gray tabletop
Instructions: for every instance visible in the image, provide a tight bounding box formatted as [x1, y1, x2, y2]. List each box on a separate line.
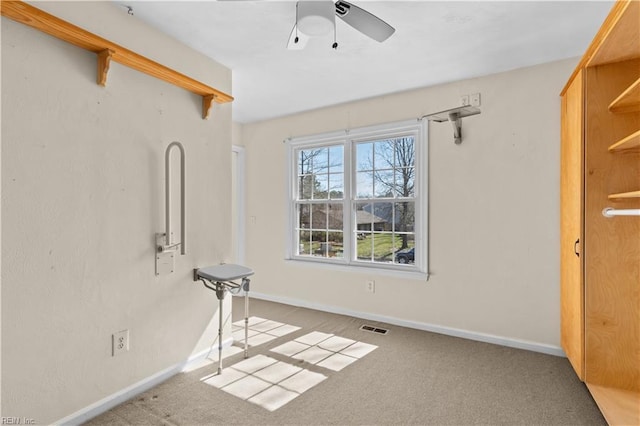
[197, 264, 254, 282]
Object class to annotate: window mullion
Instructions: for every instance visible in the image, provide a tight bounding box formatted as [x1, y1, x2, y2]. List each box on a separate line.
[343, 137, 352, 264]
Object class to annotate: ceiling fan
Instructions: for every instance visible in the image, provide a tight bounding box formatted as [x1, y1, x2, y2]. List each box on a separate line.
[287, 0, 395, 50]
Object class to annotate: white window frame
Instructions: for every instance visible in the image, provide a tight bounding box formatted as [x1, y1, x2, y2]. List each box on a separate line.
[286, 119, 428, 278]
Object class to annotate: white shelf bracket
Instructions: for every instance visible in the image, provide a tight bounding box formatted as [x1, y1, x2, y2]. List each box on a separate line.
[421, 105, 481, 145]
[449, 112, 463, 145]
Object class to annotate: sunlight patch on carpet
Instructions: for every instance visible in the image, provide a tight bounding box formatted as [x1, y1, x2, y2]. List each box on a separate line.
[232, 317, 301, 348]
[201, 354, 327, 412]
[201, 323, 377, 411]
[271, 332, 378, 371]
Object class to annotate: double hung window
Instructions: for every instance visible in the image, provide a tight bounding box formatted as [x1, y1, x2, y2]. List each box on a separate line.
[287, 119, 427, 274]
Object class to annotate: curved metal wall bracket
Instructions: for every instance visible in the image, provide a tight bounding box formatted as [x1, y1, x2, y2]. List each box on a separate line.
[164, 141, 186, 255]
[422, 105, 481, 145]
[156, 142, 186, 275]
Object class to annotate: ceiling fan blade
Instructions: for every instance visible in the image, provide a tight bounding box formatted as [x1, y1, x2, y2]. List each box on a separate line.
[287, 24, 309, 50]
[335, 0, 395, 42]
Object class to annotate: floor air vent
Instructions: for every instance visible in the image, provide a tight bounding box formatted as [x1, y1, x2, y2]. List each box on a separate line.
[360, 325, 389, 335]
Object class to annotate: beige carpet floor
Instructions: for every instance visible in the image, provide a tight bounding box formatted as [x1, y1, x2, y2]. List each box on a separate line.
[85, 297, 605, 425]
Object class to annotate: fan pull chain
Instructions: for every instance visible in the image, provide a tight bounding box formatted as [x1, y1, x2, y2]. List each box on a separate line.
[332, 24, 338, 49]
[294, 3, 300, 44]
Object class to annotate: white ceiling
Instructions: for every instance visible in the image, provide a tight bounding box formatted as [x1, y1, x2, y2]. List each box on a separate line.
[116, 1, 613, 123]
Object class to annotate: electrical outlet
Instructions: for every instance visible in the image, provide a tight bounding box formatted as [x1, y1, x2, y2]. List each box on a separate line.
[366, 280, 375, 293]
[460, 95, 470, 106]
[112, 330, 129, 356]
[470, 93, 481, 107]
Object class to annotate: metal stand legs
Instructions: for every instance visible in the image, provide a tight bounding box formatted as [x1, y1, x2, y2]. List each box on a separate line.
[242, 277, 250, 359]
[216, 285, 225, 375]
[211, 277, 250, 374]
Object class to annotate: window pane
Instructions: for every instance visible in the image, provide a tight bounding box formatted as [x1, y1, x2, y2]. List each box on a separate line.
[299, 175, 313, 200]
[328, 231, 343, 258]
[394, 200, 415, 265]
[356, 142, 373, 172]
[374, 170, 394, 198]
[371, 233, 394, 263]
[375, 140, 394, 170]
[355, 202, 372, 231]
[356, 171, 374, 198]
[395, 167, 415, 198]
[354, 201, 416, 265]
[298, 230, 311, 255]
[329, 146, 343, 173]
[395, 244, 415, 265]
[298, 204, 311, 229]
[299, 149, 318, 175]
[327, 203, 343, 230]
[311, 204, 327, 229]
[311, 230, 327, 257]
[395, 137, 415, 169]
[356, 137, 418, 201]
[394, 201, 415, 233]
[356, 233, 372, 261]
[368, 202, 393, 231]
[312, 148, 328, 174]
[392, 137, 416, 198]
[313, 174, 328, 200]
[328, 173, 343, 199]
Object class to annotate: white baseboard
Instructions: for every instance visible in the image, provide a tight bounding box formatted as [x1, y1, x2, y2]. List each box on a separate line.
[247, 292, 566, 358]
[55, 363, 182, 426]
[180, 338, 235, 372]
[56, 338, 234, 426]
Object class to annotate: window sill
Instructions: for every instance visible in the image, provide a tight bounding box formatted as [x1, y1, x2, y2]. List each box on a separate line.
[284, 257, 429, 281]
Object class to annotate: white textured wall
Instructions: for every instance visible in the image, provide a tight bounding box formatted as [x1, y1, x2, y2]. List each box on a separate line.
[242, 58, 576, 349]
[1, 2, 232, 423]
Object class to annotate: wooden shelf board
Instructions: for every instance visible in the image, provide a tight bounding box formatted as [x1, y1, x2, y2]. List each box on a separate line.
[608, 190, 640, 200]
[609, 129, 640, 152]
[0, 0, 233, 119]
[609, 77, 640, 113]
[587, 383, 640, 426]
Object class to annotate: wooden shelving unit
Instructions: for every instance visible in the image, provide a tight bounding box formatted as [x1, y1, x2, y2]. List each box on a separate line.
[0, 0, 233, 119]
[608, 129, 640, 152]
[560, 1, 639, 425]
[609, 77, 640, 113]
[608, 80, 640, 198]
[607, 37, 640, 204]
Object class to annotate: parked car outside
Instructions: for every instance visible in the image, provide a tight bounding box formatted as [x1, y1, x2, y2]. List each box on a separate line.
[395, 247, 414, 264]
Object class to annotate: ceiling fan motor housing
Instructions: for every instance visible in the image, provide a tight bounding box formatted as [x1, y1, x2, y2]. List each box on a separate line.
[297, 1, 336, 36]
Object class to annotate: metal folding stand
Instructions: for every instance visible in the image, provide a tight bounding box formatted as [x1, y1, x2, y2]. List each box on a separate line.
[194, 264, 254, 374]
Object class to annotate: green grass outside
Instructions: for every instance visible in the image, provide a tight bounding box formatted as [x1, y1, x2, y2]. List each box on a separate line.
[357, 233, 405, 261]
[300, 233, 413, 261]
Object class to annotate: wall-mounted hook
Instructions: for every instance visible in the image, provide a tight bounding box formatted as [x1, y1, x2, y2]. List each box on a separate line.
[164, 141, 186, 255]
